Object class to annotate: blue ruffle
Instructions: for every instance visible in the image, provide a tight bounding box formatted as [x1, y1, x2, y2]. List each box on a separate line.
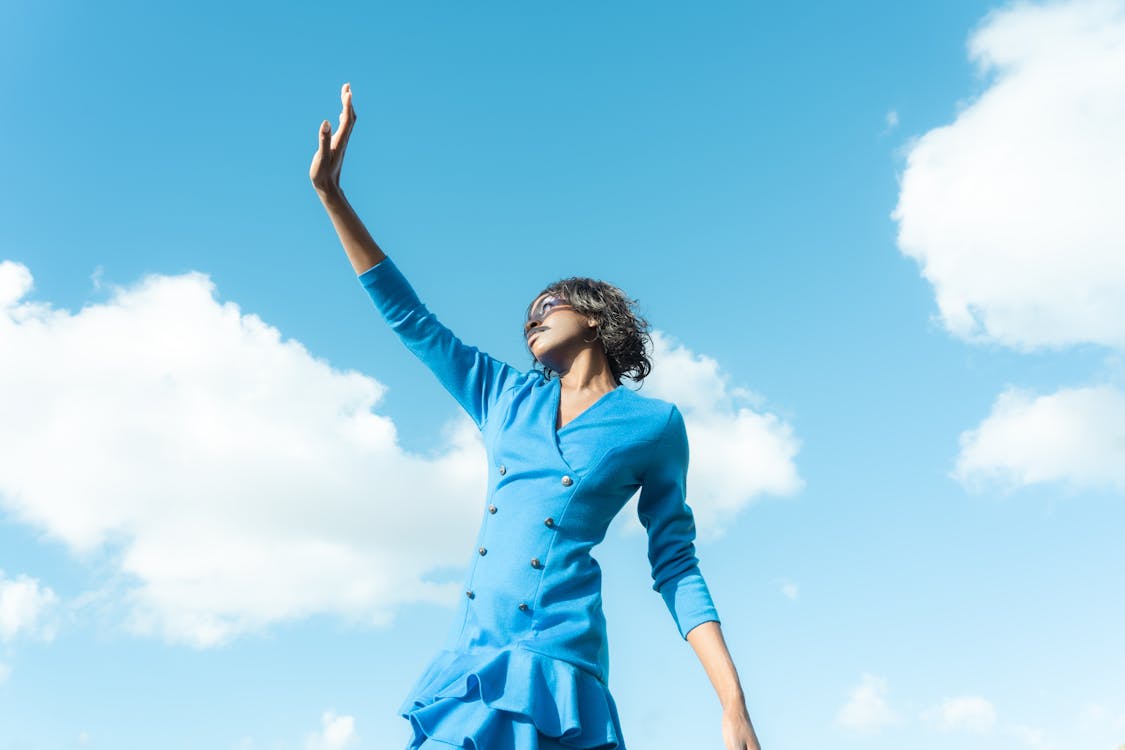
[400, 645, 626, 749]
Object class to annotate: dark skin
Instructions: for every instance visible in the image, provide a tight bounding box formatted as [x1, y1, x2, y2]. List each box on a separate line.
[310, 82, 762, 750]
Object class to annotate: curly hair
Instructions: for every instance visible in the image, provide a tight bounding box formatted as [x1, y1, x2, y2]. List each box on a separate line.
[526, 276, 653, 385]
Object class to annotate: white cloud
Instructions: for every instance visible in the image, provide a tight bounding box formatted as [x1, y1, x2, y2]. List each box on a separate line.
[894, 0, 1125, 490]
[304, 711, 357, 750]
[0, 260, 485, 647]
[835, 673, 898, 733]
[641, 331, 803, 537]
[0, 570, 59, 642]
[884, 109, 900, 133]
[0, 260, 34, 308]
[892, 0, 1125, 350]
[775, 577, 799, 599]
[954, 384, 1125, 489]
[920, 695, 997, 732]
[0, 261, 798, 646]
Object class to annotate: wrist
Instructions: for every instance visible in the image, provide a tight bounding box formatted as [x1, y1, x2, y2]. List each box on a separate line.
[316, 184, 347, 207]
[721, 689, 748, 714]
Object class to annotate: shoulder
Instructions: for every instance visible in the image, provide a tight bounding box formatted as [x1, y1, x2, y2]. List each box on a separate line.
[618, 386, 681, 422]
[616, 387, 685, 440]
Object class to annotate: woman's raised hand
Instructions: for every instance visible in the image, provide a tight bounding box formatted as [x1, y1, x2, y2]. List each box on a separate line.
[310, 82, 357, 197]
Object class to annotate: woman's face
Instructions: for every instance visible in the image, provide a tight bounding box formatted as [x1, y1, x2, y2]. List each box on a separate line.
[524, 292, 596, 366]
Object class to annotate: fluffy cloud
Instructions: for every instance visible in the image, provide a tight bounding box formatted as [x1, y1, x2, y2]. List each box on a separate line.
[0, 260, 796, 646]
[955, 384, 1125, 489]
[0, 570, 58, 642]
[304, 712, 357, 750]
[893, 0, 1125, 349]
[0, 260, 485, 646]
[835, 673, 898, 733]
[894, 0, 1125, 489]
[920, 695, 998, 732]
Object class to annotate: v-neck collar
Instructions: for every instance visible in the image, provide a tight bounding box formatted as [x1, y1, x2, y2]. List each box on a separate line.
[551, 378, 622, 434]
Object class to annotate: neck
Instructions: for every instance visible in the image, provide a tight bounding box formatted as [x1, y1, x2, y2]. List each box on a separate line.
[554, 348, 618, 393]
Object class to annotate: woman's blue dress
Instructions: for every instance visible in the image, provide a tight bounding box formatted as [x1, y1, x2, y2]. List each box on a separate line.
[358, 258, 721, 750]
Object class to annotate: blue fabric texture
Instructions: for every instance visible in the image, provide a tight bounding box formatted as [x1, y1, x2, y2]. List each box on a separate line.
[358, 257, 721, 750]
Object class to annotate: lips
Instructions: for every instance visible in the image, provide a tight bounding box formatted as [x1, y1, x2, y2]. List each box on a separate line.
[527, 328, 547, 344]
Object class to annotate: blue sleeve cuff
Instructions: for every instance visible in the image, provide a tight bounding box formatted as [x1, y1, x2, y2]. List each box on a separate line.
[356, 257, 421, 326]
[660, 569, 721, 640]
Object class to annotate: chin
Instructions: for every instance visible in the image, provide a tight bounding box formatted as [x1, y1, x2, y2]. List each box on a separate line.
[534, 350, 563, 372]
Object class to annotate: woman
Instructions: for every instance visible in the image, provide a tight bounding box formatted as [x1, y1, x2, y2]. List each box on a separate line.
[310, 83, 762, 750]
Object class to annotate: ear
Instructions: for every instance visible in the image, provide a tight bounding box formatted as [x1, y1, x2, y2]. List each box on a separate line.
[585, 317, 597, 328]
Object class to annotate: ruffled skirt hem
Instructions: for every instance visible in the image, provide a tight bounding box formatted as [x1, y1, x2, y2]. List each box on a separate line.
[400, 645, 625, 750]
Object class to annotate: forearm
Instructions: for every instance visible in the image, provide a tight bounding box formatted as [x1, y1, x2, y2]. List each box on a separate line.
[317, 186, 387, 275]
[686, 620, 747, 712]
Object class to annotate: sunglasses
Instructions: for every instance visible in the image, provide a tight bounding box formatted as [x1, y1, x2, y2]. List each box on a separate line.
[525, 294, 575, 335]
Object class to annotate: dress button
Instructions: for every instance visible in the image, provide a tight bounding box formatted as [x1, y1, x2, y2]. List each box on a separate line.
[518, 602, 529, 612]
[489, 505, 497, 514]
[544, 517, 555, 528]
[561, 475, 573, 486]
[466, 590, 475, 599]
[498, 464, 507, 476]
[530, 558, 542, 569]
[479, 547, 487, 556]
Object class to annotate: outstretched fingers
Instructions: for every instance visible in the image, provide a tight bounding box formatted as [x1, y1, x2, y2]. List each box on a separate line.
[309, 84, 356, 192]
[333, 82, 357, 154]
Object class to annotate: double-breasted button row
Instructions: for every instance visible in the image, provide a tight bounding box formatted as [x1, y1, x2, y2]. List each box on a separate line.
[466, 590, 529, 613]
[467, 591, 531, 612]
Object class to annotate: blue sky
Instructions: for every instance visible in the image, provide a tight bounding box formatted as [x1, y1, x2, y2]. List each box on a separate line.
[2, 1, 1124, 749]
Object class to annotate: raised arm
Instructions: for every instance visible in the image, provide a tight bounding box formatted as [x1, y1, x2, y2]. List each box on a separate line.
[309, 83, 522, 428]
[310, 82, 385, 275]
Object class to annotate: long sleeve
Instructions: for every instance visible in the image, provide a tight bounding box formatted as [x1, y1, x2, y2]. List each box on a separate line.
[637, 405, 721, 640]
[357, 257, 524, 429]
